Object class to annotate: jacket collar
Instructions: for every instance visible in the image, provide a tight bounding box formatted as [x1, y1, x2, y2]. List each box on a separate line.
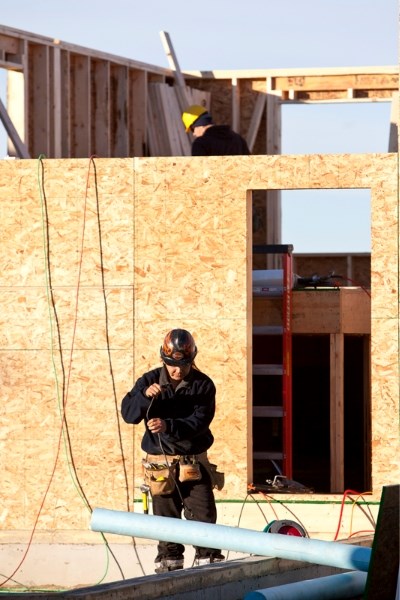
[160, 364, 192, 390]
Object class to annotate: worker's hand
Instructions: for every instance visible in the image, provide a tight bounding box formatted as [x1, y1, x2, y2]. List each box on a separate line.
[145, 383, 162, 398]
[147, 418, 167, 433]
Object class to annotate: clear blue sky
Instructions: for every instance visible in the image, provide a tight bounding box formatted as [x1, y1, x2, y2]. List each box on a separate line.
[0, 0, 398, 252]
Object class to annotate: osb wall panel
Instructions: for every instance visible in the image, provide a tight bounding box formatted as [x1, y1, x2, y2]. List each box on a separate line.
[1, 158, 136, 540]
[0, 153, 398, 545]
[130, 156, 251, 502]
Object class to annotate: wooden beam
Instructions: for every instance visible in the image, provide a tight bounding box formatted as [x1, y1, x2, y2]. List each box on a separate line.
[246, 92, 266, 152]
[388, 91, 398, 152]
[0, 97, 30, 158]
[254, 288, 371, 335]
[363, 335, 371, 489]
[92, 59, 110, 157]
[330, 333, 344, 493]
[265, 80, 282, 259]
[159, 31, 190, 113]
[129, 69, 147, 157]
[165, 85, 191, 155]
[28, 41, 51, 157]
[70, 54, 90, 157]
[266, 82, 281, 154]
[52, 44, 62, 158]
[272, 73, 399, 92]
[147, 83, 171, 156]
[60, 49, 71, 157]
[0, 24, 170, 76]
[158, 83, 183, 155]
[231, 77, 240, 133]
[184, 65, 398, 78]
[341, 287, 371, 333]
[5, 70, 27, 157]
[186, 68, 398, 103]
[110, 64, 129, 157]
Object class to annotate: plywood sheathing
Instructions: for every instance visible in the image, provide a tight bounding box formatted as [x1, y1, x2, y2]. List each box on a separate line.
[1, 158, 135, 538]
[0, 153, 398, 545]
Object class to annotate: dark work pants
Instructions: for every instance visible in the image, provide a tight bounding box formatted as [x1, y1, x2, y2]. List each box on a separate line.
[151, 463, 221, 561]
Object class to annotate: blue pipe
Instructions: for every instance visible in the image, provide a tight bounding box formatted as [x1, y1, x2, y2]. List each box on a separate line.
[244, 571, 367, 599]
[90, 508, 371, 572]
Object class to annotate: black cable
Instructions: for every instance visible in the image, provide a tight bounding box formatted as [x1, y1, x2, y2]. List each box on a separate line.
[40, 157, 128, 581]
[90, 157, 146, 576]
[91, 159, 131, 509]
[39, 158, 93, 510]
[145, 394, 195, 519]
[157, 434, 195, 520]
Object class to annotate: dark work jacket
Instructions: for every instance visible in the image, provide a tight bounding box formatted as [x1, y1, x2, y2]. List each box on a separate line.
[192, 125, 250, 156]
[121, 366, 216, 456]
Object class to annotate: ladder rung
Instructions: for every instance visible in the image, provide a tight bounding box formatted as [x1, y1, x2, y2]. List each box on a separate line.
[253, 451, 284, 460]
[253, 325, 283, 335]
[253, 406, 283, 418]
[253, 364, 283, 376]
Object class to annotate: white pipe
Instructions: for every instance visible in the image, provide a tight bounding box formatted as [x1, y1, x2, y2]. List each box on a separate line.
[90, 508, 371, 572]
[244, 571, 367, 599]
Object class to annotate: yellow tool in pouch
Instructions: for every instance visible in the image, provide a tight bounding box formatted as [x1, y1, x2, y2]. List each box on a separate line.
[142, 460, 177, 496]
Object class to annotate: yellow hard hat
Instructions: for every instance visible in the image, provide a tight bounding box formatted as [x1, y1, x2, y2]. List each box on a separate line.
[182, 105, 208, 132]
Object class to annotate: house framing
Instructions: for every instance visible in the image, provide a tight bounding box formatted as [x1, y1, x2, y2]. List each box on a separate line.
[0, 25, 398, 589]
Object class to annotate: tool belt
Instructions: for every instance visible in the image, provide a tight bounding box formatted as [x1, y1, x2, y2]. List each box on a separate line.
[142, 455, 179, 496]
[142, 452, 224, 495]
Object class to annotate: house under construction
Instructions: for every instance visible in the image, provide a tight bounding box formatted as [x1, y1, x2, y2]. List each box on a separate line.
[0, 24, 399, 593]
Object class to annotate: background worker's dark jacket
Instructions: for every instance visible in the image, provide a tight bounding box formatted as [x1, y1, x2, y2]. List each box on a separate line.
[192, 125, 250, 156]
[121, 366, 216, 455]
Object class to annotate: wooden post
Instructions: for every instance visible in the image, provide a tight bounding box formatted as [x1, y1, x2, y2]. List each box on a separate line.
[330, 333, 344, 492]
[265, 78, 282, 267]
[53, 44, 62, 158]
[231, 76, 240, 133]
[246, 92, 266, 152]
[388, 91, 398, 152]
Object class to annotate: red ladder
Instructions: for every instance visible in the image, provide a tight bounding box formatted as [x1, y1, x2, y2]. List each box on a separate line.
[253, 244, 293, 479]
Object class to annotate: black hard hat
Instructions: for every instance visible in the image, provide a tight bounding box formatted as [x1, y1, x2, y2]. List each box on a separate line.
[191, 111, 213, 129]
[160, 329, 197, 366]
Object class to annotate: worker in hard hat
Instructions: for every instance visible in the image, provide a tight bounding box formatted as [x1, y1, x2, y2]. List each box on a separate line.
[121, 328, 224, 574]
[182, 104, 250, 156]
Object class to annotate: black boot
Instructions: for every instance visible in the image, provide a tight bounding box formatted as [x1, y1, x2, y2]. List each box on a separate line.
[154, 557, 184, 574]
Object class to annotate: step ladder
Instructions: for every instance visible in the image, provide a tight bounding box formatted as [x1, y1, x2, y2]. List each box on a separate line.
[252, 244, 294, 479]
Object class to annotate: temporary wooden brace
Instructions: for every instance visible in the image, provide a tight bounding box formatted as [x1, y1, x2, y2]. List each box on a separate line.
[0, 97, 30, 158]
[159, 30, 191, 113]
[246, 92, 267, 152]
[157, 31, 214, 155]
